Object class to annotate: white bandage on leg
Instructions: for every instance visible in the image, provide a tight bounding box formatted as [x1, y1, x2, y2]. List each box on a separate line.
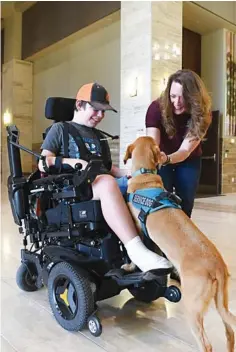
[125, 236, 172, 272]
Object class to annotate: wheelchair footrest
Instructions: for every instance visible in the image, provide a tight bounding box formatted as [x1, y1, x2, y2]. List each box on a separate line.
[105, 267, 172, 287]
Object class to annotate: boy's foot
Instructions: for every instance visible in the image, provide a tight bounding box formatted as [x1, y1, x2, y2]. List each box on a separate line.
[125, 236, 173, 273]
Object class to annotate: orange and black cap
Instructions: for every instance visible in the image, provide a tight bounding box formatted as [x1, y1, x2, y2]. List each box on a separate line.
[76, 83, 117, 112]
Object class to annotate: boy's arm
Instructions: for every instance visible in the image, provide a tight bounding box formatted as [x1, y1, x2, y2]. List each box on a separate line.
[39, 123, 88, 172]
[38, 149, 88, 172]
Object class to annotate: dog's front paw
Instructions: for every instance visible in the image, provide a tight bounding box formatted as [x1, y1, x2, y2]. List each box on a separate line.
[121, 262, 136, 272]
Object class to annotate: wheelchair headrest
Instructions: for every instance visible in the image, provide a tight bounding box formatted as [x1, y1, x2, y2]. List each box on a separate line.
[45, 97, 76, 121]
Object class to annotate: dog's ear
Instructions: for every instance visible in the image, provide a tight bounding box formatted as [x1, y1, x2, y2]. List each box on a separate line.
[123, 143, 134, 164]
[152, 144, 162, 166]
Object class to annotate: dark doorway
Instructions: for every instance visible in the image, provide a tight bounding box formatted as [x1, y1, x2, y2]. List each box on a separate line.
[182, 27, 201, 77]
[197, 111, 221, 195]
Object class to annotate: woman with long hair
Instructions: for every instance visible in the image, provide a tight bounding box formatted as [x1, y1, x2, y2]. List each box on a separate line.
[146, 69, 212, 217]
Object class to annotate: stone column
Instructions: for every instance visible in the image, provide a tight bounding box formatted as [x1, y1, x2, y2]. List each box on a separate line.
[3, 9, 22, 63]
[120, 1, 182, 167]
[1, 8, 33, 187]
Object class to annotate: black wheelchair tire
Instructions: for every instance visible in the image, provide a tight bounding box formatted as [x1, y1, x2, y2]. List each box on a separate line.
[48, 262, 94, 332]
[128, 276, 167, 303]
[16, 262, 38, 292]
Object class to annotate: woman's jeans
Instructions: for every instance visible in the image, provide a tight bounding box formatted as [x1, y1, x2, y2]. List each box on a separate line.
[158, 157, 202, 218]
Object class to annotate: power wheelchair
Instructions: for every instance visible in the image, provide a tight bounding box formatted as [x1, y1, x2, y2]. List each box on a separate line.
[6, 97, 181, 337]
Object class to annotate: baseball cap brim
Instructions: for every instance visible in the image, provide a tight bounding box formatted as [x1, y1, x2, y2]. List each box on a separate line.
[90, 101, 117, 113]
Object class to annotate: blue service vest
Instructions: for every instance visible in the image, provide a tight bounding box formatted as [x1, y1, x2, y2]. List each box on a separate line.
[128, 188, 181, 237]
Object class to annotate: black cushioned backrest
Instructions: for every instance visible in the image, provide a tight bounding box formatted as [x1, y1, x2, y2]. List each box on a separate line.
[45, 97, 76, 121]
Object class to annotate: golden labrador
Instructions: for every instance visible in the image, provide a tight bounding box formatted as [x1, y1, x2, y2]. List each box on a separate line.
[123, 136, 236, 352]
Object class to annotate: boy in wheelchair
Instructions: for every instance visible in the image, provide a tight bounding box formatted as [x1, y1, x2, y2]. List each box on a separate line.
[39, 82, 172, 274]
[7, 82, 180, 337]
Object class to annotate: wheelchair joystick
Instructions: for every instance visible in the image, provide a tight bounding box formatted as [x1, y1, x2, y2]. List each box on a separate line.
[75, 163, 83, 171]
[74, 162, 83, 176]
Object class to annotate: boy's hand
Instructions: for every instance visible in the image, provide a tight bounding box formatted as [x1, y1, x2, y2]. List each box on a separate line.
[111, 165, 132, 178]
[126, 169, 132, 179]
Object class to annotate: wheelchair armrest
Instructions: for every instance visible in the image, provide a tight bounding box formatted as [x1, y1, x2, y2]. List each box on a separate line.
[8, 176, 29, 225]
[32, 159, 103, 188]
[30, 159, 104, 201]
[32, 173, 74, 187]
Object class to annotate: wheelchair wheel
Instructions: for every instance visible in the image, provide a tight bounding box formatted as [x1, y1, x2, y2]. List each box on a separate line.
[48, 262, 94, 332]
[16, 262, 39, 292]
[164, 285, 181, 303]
[87, 315, 102, 337]
[128, 276, 167, 303]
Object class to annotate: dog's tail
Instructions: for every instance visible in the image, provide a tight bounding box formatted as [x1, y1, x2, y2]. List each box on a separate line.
[214, 269, 236, 325]
[214, 268, 236, 351]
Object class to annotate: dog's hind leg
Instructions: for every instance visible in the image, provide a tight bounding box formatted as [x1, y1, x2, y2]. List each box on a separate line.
[214, 271, 235, 352]
[222, 323, 235, 352]
[182, 273, 215, 352]
[188, 313, 212, 352]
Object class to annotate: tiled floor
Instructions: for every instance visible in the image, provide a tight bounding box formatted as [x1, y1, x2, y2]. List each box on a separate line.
[1, 191, 236, 352]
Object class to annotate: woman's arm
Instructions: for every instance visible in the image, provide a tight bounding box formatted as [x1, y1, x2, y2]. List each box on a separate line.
[146, 124, 201, 165]
[146, 127, 161, 146]
[161, 137, 201, 164]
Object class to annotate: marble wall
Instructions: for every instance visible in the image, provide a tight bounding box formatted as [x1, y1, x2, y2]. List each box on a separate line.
[120, 2, 151, 167]
[151, 2, 182, 101]
[120, 1, 182, 168]
[32, 15, 121, 143]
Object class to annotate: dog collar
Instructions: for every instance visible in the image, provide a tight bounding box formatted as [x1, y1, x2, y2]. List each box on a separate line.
[132, 168, 157, 177]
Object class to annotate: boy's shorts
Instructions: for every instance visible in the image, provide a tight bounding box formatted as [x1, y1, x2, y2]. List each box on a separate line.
[63, 175, 129, 196]
[115, 176, 128, 195]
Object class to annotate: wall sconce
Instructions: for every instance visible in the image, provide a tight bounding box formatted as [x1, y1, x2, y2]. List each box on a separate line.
[129, 77, 138, 97]
[3, 110, 12, 125]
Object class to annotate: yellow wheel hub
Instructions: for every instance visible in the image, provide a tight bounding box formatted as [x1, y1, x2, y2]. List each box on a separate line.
[60, 288, 69, 306]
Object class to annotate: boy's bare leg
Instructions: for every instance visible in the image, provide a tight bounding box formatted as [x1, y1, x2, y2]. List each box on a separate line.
[92, 175, 172, 272]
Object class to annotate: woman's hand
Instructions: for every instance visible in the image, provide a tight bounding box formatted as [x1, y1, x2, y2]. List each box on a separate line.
[160, 151, 169, 165]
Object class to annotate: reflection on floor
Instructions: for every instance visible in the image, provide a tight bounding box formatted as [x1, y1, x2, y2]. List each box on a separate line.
[1, 191, 236, 352]
[195, 193, 236, 213]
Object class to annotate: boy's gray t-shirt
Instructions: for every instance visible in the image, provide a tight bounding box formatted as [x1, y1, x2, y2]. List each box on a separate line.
[41, 122, 103, 158]
[41, 121, 128, 194]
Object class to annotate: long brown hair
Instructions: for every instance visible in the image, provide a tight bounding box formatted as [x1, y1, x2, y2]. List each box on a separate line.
[159, 69, 212, 140]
